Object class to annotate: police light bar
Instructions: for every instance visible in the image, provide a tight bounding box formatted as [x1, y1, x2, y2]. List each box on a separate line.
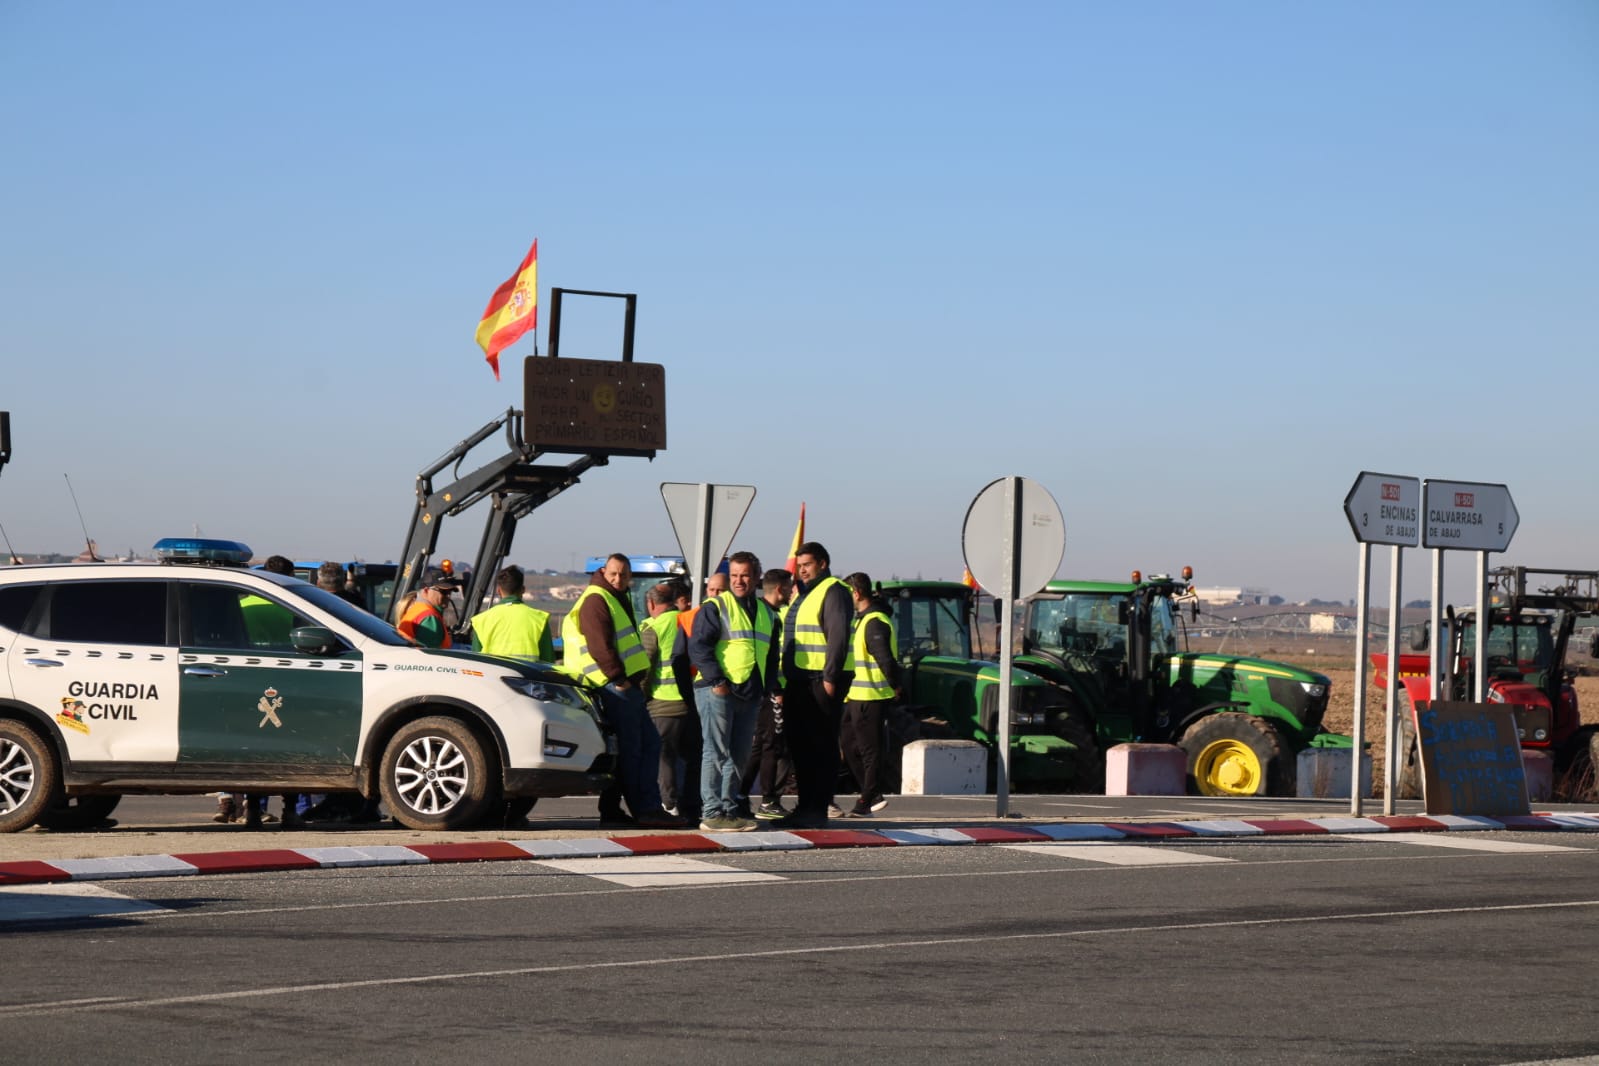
[153, 537, 254, 565]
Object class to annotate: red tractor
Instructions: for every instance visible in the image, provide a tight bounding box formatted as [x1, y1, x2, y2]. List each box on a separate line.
[1371, 567, 1599, 800]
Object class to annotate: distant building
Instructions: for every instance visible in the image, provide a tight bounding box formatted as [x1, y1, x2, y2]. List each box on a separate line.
[1194, 586, 1270, 606]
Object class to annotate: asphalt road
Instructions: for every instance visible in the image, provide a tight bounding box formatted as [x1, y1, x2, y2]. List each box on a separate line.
[5, 825, 1599, 1064]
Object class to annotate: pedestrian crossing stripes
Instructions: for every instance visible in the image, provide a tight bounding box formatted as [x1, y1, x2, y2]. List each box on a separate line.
[0, 882, 167, 924]
[532, 856, 787, 888]
[999, 844, 1237, 866]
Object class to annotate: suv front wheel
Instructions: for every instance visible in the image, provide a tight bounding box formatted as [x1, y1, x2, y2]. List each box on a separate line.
[380, 716, 494, 831]
[0, 720, 60, 833]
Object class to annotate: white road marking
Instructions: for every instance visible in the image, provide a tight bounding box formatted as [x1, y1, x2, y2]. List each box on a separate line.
[532, 855, 786, 887]
[1331, 832, 1581, 853]
[999, 844, 1235, 866]
[0, 882, 166, 924]
[6, 896, 1599, 1018]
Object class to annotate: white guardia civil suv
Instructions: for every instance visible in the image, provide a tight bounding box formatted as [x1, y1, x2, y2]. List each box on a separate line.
[0, 538, 612, 832]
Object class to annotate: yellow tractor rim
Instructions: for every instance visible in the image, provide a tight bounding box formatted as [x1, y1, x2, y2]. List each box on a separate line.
[1194, 738, 1263, 796]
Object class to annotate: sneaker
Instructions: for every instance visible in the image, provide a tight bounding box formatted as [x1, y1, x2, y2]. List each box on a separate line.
[663, 805, 680, 818]
[723, 816, 757, 832]
[755, 800, 787, 820]
[847, 801, 871, 818]
[826, 804, 844, 819]
[770, 811, 829, 830]
[698, 815, 735, 831]
[598, 809, 636, 828]
[635, 809, 688, 829]
[870, 796, 890, 813]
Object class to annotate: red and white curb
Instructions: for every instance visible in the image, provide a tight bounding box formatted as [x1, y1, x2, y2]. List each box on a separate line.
[5, 812, 1598, 886]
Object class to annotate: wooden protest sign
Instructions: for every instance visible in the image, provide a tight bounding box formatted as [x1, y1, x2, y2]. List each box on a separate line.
[1416, 701, 1530, 817]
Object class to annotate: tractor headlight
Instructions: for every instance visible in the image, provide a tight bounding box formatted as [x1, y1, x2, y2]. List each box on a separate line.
[1302, 682, 1326, 699]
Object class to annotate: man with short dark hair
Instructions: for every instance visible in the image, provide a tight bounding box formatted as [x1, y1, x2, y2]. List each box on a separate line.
[471, 565, 555, 661]
[689, 551, 777, 831]
[744, 569, 795, 818]
[772, 542, 853, 829]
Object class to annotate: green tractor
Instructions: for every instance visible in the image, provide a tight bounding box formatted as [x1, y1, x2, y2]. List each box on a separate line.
[874, 580, 1097, 791]
[1015, 571, 1346, 796]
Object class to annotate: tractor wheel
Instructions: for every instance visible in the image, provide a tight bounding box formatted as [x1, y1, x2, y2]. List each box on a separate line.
[1180, 713, 1294, 797]
[1393, 691, 1424, 800]
[1058, 710, 1103, 795]
[1555, 728, 1599, 804]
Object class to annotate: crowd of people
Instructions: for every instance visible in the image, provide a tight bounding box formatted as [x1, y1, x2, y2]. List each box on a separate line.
[565, 542, 901, 832]
[219, 542, 903, 834]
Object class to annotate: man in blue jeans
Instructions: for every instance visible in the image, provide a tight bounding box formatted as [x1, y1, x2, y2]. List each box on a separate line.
[689, 551, 780, 832]
[564, 553, 684, 829]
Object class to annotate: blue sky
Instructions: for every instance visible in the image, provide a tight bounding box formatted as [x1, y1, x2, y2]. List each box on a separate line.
[2, 2, 1594, 603]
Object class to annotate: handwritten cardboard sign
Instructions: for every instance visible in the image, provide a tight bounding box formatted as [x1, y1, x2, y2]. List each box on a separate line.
[1416, 701, 1530, 817]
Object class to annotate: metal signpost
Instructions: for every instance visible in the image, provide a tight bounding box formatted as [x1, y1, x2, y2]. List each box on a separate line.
[1342, 472, 1420, 816]
[661, 483, 756, 605]
[1422, 480, 1518, 705]
[961, 476, 1066, 817]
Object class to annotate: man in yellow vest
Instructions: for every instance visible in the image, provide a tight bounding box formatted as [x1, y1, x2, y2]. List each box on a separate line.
[641, 581, 699, 821]
[563, 553, 682, 829]
[840, 572, 902, 816]
[688, 550, 779, 832]
[772, 541, 854, 829]
[470, 565, 554, 661]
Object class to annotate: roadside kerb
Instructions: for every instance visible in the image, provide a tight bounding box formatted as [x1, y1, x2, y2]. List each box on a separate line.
[4, 812, 1598, 886]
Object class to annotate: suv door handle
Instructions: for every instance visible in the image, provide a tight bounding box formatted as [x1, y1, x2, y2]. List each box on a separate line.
[183, 665, 228, 677]
[24, 658, 64, 668]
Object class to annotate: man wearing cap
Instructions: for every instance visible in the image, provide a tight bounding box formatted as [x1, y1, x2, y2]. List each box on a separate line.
[398, 572, 458, 649]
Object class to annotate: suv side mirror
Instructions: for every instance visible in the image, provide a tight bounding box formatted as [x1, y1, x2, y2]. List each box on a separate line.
[291, 626, 344, 656]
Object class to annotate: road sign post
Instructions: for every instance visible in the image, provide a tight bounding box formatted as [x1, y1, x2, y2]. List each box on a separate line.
[660, 483, 756, 605]
[1422, 480, 1518, 705]
[962, 476, 1066, 817]
[1343, 471, 1420, 816]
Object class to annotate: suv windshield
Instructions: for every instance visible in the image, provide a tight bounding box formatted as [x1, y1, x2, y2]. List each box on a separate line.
[276, 582, 412, 646]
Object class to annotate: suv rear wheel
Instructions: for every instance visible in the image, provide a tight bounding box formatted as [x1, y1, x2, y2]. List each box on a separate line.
[0, 721, 59, 833]
[380, 716, 494, 831]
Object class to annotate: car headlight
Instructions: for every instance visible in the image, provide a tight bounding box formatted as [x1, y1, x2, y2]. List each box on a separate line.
[502, 675, 587, 709]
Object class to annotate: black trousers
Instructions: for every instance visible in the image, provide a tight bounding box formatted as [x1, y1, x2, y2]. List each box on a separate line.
[741, 694, 793, 802]
[652, 708, 702, 816]
[841, 698, 889, 804]
[785, 673, 843, 817]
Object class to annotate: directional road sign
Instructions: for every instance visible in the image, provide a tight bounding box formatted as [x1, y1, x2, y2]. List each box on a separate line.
[1421, 479, 1518, 552]
[1343, 471, 1420, 547]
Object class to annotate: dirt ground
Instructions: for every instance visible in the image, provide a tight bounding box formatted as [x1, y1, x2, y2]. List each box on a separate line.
[1307, 661, 1599, 783]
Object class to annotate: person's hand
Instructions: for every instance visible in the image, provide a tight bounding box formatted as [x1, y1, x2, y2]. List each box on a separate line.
[614, 679, 632, 691]
[823, 680, 836, 697]
[714, 682, 732, 696]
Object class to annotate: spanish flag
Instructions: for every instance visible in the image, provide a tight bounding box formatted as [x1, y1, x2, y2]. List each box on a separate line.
[784, 502, 806, 574]
[474, 239, 538, 380]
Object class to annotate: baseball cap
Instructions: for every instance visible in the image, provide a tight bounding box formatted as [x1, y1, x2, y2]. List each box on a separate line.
[422, 568, 461, 591]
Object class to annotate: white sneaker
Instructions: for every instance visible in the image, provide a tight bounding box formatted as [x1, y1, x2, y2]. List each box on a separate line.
[870, 797, 890, 813]
[663, 805, 679, 817]
[826, 804, 844, 819]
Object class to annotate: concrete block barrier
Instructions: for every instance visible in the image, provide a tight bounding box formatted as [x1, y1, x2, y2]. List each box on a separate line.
[1296, 747, 1373, 799]
[1523, 749, 1553, 802]
[1105, 743, 1186, 796]
[901, 739, 987, 795]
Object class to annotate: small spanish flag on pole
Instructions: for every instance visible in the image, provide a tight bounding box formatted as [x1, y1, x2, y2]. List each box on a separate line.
[474, 238, 538, 380]
[784, 502, 806, 574]
[962, 567, 980, 591]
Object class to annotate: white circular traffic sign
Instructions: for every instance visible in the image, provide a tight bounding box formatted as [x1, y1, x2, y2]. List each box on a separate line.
[961, 476, 1065, 597]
